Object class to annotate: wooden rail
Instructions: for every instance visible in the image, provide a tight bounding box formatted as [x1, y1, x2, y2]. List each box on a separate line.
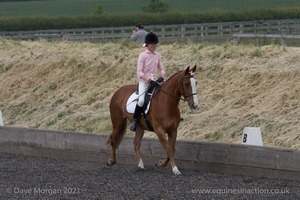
[1, 19, 300, 43]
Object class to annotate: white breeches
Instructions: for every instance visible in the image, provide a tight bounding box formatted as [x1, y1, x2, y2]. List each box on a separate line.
[137, 81, 149, 107]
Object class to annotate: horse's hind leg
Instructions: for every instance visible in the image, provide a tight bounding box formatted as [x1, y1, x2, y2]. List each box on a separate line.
[107, 128, 117, 166]
[134, 127, 145, 169]
[107, 116, 127, 166]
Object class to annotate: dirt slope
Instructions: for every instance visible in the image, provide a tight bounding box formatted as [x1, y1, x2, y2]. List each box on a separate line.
[0, 39, 299, 148]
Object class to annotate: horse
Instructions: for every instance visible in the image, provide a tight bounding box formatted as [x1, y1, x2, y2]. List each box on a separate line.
[106, 65, 198, 175]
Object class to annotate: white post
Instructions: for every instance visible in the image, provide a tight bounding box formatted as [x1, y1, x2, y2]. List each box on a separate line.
[241, 127, 263, 146]
[0, 111, 3, 126]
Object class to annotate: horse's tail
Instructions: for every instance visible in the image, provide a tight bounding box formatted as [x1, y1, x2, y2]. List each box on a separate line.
[106, 118, 127, 148]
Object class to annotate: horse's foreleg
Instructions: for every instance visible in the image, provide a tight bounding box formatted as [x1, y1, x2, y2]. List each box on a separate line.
[155, 129, 170, 167]
[155, 128, 181, 175]
[134, 127, 145, 169]
[168, 130, 181, 175]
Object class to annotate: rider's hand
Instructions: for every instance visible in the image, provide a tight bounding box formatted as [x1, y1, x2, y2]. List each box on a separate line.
[156, 77, 164, 83]
[148, 79, 160, 88]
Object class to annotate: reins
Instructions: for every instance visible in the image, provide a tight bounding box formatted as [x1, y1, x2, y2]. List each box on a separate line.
[154, 75, 197, 101]
[156, 88, 186, 101]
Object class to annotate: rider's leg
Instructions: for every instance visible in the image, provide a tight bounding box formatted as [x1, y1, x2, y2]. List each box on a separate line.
[130, 81, 148, 131]
[130, 105, 143, 131]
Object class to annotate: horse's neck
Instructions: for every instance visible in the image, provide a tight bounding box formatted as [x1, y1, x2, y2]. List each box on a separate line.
[159, 74, 182, 106]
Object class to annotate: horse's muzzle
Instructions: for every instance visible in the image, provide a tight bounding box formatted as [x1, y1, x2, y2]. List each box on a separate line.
[188, 102, 198, 111]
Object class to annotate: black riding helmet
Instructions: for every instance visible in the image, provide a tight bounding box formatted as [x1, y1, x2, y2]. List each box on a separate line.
[143, 32, 159, 46]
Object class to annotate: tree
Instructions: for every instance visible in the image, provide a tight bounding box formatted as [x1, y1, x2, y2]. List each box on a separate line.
[93, 4, 103, 15]
[142, 0, 169, 13]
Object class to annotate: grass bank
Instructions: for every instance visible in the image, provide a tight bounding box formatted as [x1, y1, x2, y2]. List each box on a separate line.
[0, 39, 299, 148]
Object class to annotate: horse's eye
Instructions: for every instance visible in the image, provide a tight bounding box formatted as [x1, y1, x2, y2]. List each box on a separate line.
[185, 83, 190, 87]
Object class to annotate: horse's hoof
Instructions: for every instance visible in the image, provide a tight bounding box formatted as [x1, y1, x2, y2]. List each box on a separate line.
[136, 167, 145, 172]
[155, 159, 166, 167]
[174, 171, 182, 175]
[106, 159, 115, 166]
[172, 166, 181, 175]
[138, 159, 145, 169]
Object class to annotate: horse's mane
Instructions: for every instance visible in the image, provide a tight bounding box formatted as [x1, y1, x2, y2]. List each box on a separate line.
[165, 69, 184, 83]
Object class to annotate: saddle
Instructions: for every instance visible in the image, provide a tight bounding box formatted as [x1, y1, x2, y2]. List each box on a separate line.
[126, 77, 164, 132]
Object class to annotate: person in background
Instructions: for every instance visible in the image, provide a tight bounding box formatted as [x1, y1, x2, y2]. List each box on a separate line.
[130, 32, 165, 131]
[130, 23, 148, 44]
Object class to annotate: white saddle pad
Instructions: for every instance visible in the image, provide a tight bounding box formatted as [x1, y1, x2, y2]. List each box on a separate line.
[126, 92, 151, 114]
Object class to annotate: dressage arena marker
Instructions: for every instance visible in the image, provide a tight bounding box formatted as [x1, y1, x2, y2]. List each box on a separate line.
[0, 111, 3, 126]
[241, 127, 263, 146]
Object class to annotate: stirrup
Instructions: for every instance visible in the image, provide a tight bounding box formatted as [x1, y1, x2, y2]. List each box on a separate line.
[130, 120, 138, 131]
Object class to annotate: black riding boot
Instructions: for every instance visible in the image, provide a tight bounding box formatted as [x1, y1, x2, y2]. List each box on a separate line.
[130, 105, 143, 131]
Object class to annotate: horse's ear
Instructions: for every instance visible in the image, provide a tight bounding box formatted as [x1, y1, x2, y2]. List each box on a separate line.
[191, 65, 196, 72]
[185, 66, 190, 74]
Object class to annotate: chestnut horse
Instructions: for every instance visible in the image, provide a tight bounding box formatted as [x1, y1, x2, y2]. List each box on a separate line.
[107, 65, 198, 175]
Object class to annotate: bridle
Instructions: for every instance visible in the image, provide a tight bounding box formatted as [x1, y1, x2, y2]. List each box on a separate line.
[180, 75, 197, 99]
[157, 74, 197, 102]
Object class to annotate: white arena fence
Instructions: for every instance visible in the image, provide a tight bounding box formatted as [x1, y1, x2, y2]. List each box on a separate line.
[0, 19, 300, 43]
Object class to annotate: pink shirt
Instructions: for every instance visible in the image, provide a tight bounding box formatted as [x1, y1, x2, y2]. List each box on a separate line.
[137, 49, 165, 82]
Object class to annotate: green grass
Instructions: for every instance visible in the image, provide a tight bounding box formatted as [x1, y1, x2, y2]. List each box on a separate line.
[0, 0, 300, 17]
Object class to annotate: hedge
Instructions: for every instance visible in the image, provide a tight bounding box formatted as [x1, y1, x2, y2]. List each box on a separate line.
[0, 7, 300, 32]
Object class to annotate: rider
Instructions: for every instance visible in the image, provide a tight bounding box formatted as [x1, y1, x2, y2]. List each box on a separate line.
[130, 32, 165, 131]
